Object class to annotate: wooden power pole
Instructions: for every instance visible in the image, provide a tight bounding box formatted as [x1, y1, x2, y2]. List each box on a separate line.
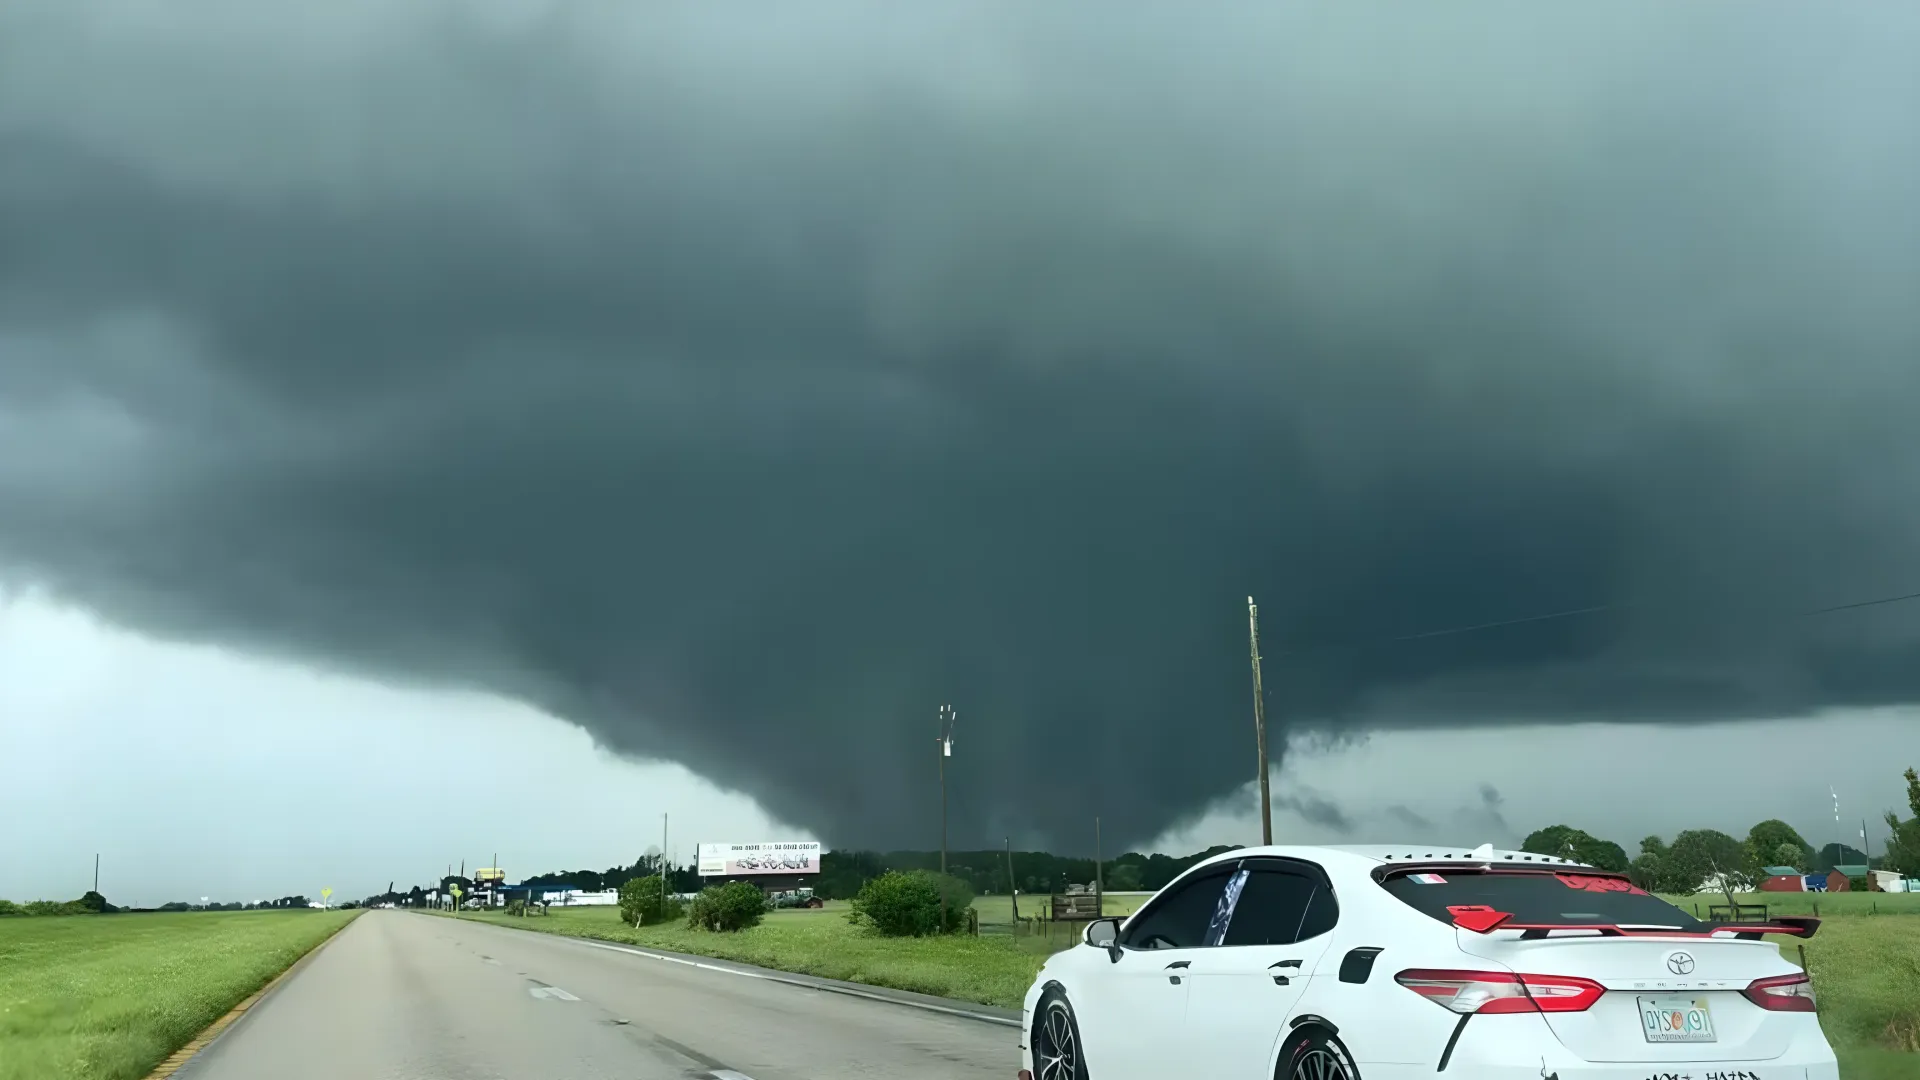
[1248, 596, 1273, 845]
[937, 704, 956, 932]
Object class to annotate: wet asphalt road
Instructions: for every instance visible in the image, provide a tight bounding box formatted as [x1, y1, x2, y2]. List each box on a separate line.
[175, 910, 1018, 1080]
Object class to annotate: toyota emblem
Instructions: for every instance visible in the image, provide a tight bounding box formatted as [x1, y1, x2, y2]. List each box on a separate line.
[1666, 951, 1696, 975]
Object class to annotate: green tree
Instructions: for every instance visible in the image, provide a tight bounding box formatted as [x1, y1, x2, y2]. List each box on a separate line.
[686, 881, 767, 932]
[1743, 819, 1812, 876]
[1664, 829, 1750, 895]
[1105, 862, 1143, 891]
[1880, 767, 1920, 876]
[848, 870, 974, 936]
[1768, 843, 1804, 872]
[849, 870, 943, 937]
[1521, 825, 1629, 871]
[1628, 836, 1667, 890]
[618, 875, 681, 926]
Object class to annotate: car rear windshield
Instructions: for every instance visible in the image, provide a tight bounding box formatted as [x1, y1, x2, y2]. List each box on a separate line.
[1381, 870, 1706, 930]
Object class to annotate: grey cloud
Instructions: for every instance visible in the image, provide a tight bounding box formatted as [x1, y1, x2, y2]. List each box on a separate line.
[1277, 792, 1355, 835]
[1385, 806, 1435, 834]
[2, 3, 1919, 851]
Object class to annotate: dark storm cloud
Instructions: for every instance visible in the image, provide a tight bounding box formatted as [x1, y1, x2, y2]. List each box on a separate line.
[3, 3, 1919, 850]
[1277, 793, 1354, 835]
[1478, 785, 1511, 837]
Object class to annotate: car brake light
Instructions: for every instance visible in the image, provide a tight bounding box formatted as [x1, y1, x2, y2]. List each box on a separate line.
[1742, 972, 1816, 1012]
[1395, 969, 1605, 1014]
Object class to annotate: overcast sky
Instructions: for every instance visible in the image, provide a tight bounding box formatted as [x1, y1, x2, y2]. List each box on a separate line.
[3, 3, 1919, 904]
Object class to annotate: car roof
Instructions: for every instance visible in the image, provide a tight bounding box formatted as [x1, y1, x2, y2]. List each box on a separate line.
[1185, 842, 1597, 875]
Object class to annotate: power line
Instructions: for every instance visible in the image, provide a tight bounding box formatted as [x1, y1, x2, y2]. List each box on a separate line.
[1268, 585, 1920, 661]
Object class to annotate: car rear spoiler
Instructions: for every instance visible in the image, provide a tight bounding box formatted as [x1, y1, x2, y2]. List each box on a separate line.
[1445, 905, 1821, 940]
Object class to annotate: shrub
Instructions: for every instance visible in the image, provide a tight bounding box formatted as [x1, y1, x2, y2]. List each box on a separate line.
[21, 899, 88, 916]
[619, 875, 684, 926]
[506, 899, 527, 916]
[686, 881, 767, 932]
[0, 899, 20, 916]
[850, 870, 975, 937]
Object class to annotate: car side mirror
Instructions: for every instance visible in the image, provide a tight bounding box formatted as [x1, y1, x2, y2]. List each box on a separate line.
[1084, 917, 1123, 961]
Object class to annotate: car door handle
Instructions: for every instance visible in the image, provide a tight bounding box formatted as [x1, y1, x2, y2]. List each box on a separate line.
[1269, 959, 1302, 985]
[1165, 960, 1189, 984]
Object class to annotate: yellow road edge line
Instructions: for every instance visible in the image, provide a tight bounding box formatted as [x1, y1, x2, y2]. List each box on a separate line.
[143, 911, 363, 1080]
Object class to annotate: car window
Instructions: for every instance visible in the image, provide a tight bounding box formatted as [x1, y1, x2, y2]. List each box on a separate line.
[1380, 870, 1704, 929]
[1123, 869, 1230, 949]
[1220, 869, 1318, 946]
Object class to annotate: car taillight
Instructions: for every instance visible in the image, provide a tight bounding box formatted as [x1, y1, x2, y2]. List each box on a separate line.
[1742, 972, 1816, 1012]
[1395, 969, 1605, 1014]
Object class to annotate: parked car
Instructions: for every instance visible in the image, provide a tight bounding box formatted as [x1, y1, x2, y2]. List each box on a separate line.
[1019, 844, 1835, 1080]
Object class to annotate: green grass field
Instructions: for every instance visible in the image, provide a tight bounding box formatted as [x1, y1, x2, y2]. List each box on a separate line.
[0, 909, 358, 1080]
[456, 892, 1918, 1074]
[1770, 913, 1920, 1080]
[970, 892, 1150, 928]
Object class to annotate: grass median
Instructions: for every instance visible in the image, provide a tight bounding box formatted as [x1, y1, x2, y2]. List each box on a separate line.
[451, 894, 1916, 1073]
[0, 909, 358, 1080]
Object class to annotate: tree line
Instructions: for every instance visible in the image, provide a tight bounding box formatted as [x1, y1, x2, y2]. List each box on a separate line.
[22, 767, 1911, 917]
[366, 764, 1920, 910]
[1524, 766, 1920, 893]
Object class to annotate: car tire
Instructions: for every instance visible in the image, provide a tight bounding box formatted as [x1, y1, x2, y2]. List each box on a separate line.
[1031, 988, 1089, 1080]
[1278, 1026, 1360, 1080]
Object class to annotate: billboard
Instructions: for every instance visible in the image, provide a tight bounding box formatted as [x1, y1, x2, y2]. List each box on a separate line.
[698, 842, 822, 877]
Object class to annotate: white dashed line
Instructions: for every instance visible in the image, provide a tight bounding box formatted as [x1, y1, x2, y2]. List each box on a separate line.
[528, 986, 579, 1001]
[709, 1071, 756, 1080]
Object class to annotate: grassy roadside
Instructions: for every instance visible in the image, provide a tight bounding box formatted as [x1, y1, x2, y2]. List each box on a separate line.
[0, 909, 358, 1080]
[1775, 916, 1920, 1080]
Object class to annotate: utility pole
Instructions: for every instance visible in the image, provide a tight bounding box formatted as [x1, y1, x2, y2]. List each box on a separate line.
[1094, 816, 1104, 918]
[1830, 788, 1841, 872]
[938, 704, 957, 932]
[94, 853, 99, 894]
[1005, 837, 1019, 922]
[1248, 596, 1273, 845]
[662, 812, 670, 923]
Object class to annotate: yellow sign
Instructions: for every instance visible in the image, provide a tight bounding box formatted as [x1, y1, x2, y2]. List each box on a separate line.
[321, 887, 333, 901]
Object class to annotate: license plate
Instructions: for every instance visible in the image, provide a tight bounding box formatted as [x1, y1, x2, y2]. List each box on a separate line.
[1639, 996, 1717, 1043]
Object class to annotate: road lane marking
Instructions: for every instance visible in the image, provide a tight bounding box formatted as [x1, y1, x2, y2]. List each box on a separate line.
[528, 986, 579, 1000]
[710, 1071, 756, 1080]
[570, 939, 1020, 1028]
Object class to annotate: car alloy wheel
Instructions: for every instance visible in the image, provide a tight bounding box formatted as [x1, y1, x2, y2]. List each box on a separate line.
[1290, 1046, 1352, 1080]
[1036, 1000, 1079, 1080]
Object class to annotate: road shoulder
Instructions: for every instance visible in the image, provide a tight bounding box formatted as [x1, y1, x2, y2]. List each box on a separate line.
[439, 914, 1023, 1028]
[153, 911, 363, 1079]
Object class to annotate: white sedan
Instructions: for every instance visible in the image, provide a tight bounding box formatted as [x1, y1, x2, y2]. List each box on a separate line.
[1018, 844, 1838, 1080]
